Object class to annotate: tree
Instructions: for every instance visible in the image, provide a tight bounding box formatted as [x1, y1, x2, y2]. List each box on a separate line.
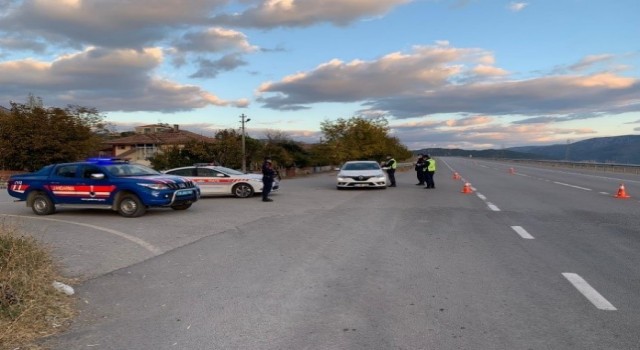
[148, 140, 217, 170]
[319, 116, 411, 164]
[148, 129, 259, 171]
[0, 102, 106, 171]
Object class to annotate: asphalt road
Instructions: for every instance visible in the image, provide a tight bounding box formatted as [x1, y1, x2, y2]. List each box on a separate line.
[1, 158, 639, 350]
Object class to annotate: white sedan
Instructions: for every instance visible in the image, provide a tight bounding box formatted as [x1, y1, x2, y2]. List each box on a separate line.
[336, 160, 388, 189]
[164, 165, 279, 198]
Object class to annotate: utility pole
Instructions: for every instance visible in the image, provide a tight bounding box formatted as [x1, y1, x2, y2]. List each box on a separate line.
[240, 113, 251, 172]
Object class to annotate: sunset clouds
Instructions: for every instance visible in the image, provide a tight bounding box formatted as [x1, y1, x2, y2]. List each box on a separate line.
[0, 0, 637, 148]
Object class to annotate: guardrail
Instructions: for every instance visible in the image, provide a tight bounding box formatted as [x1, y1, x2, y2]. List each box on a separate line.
[488, 159, 640, 175]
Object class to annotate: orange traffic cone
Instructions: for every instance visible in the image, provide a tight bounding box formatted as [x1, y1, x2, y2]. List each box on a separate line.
[461, 182, 473, 194]
[614, 184, 630, 199]
[452, 172, 461, 180]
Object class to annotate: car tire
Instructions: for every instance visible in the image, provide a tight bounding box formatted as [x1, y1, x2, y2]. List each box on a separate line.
[117, 193, 146, 218]
[31, 192, 55, 215]
[232, 183, 254, 198]
[171, 203, 192, 210]
[336, 186, 344, 190]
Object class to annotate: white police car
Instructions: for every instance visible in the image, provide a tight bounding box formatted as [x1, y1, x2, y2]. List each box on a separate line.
[164, 164, 279, 198]
[336, 160, 388, 189]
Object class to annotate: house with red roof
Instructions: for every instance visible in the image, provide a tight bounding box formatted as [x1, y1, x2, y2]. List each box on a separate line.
[105, 124, 214, 166]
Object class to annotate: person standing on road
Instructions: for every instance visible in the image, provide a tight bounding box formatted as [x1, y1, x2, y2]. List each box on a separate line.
[261, 157, 276, 202]
[424, 154, 436, 189]
[382, 155, 397, 187]
[414, 154, 425, 186]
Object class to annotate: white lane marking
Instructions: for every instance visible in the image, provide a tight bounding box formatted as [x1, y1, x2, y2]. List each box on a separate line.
[476, 193, 487, 200]
[487, 203, 501, 211]
[562, 273, 617, 311]
[553, 182, 592, 191]
[0, 214, 161, 254]
[511, 226, 534, 239]
[599, 192, 609, 195]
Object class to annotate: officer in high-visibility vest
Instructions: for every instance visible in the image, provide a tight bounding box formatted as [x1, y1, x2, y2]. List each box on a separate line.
[383, 155, 397, 187]
[424, 154, 436, 189]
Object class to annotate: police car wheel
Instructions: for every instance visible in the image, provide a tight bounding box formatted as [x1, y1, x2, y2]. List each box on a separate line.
[171, 203, 192, 210]
[117, 194, 146, 218]
[32, 193, 55, 215]
[232, 183, 254, 198]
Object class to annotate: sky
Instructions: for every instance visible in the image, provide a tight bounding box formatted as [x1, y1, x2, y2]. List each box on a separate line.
[0, 0, 639, 150]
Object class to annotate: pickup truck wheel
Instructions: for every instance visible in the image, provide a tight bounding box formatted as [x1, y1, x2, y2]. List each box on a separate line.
[117, 194, 146, 218]
[232, 183, 254, 198]
[32, 193, 55, 215]
[171, 203, 192, 210]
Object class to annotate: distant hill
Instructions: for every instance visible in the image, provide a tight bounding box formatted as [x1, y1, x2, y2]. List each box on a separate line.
[411, 135, 640, 165]
[412, 148, 547, 160]
[508, 135, 640, 164]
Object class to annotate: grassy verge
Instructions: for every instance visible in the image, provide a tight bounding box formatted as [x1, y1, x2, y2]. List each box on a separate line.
[0, 222, 75, 349]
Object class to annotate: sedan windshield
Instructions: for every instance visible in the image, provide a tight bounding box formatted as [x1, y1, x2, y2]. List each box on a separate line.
[105, 164, 161, 177]
[342, 162, 380, 171]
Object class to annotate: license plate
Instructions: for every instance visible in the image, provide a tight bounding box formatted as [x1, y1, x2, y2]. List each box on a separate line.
[355, 184, 367, 187]
[176, 189, 193, 196]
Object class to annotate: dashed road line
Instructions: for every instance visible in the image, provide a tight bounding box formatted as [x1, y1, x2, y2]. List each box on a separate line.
[487, 203, 501, 211]
[0, 214, 162, 254]
[553, 182, 592, 191]
[474, 192, 500, 211]
[562, 273, 617, 311]
[511, 226, 534, 239]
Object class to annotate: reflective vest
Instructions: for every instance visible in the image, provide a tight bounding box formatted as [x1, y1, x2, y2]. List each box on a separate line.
[387, 158, 397, 169]
[427, 159, 436, 172]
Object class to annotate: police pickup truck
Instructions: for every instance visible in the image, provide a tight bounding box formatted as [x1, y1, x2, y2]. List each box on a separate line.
[6, 158, 200, 217]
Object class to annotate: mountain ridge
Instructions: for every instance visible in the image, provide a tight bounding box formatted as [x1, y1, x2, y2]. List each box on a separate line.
[412, 135, 640, 165]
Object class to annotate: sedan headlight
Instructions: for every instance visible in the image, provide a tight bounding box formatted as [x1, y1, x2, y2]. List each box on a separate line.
[138, 183, 170, 190]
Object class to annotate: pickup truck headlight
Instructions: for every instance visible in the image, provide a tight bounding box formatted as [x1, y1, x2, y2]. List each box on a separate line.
[138, 183, 169, 190]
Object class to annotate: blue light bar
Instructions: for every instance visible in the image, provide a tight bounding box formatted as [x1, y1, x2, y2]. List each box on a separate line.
[86, 157, 128, 164]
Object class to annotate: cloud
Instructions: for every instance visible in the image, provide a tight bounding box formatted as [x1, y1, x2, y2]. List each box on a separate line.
[173, 27, 258, 54]
[568, 54, 615, 72]
[0, 0, 228, 49]
[507, 2, 528, 12]
[390, 117, 597, 150]
[0, 36, 47, 53]
[256, 43, 640, 120]
[472, 64, 509, 76]
[0, 47, 248, 112]
[365, 75, 639, 119]
[0, 0, 412, 51]
[190, 53, 249, 78]
[445, 115, 494, 127]
[212, 0, 413, 28]
[257, 43, 496, 110]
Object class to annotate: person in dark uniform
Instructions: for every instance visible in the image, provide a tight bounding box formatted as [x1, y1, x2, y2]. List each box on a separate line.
[424, 154, 436, 189]
[383, 155, 397, 187]
[261, 157, 276, 202]
[414, 154, 425, 185]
